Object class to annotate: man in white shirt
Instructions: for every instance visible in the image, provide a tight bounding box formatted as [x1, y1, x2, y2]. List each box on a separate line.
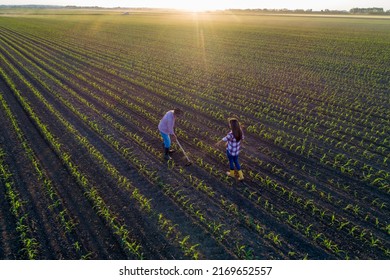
[158, 108, 183, 160]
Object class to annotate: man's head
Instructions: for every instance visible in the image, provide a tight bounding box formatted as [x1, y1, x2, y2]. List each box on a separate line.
[173, 108, 183, 117]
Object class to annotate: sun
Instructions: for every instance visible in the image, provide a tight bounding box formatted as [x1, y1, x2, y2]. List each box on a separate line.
[174, 0, 228, 12]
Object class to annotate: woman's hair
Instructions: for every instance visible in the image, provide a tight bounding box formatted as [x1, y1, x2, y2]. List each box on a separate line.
[229, 118, 242, 141]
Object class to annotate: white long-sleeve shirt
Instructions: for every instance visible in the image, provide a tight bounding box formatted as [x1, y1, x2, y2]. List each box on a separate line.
[158, 110, 175, 135]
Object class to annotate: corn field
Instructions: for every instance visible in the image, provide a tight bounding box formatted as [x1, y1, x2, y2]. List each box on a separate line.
[0, 10, 389, 260]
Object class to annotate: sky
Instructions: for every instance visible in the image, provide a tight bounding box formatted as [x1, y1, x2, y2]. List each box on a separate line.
[1, 1, 390, 11]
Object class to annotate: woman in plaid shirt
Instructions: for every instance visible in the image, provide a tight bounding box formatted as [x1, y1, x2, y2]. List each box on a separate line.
[217, 117, 244, 181]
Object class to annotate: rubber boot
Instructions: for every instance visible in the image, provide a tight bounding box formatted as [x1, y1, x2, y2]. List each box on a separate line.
[163, 143, 175, 154]
[226, 170, 235, 177]
[164, 148, 171, 160]
[238, 170, 244, 181]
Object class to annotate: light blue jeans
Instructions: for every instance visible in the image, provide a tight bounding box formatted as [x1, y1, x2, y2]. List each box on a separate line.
[160, 132, 171, 148]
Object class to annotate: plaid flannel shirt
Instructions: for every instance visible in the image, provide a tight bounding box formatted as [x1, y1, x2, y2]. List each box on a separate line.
[222, 131, 243, 156]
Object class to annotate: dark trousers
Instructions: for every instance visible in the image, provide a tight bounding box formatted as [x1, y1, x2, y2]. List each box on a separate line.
[227, 150, 241, 170]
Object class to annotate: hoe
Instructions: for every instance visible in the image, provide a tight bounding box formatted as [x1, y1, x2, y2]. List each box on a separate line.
[175, 138, 192, 166]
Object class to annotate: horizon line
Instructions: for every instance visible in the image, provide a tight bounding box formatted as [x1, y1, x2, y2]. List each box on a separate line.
[1, 4, 390, 12]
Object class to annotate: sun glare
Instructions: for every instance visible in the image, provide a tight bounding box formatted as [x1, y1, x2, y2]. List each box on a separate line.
[175, 0, 228, 12]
